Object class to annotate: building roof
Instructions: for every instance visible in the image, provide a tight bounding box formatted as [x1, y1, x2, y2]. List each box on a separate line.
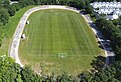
[91, 2, 121, 20]
[91, 2, 121, 8]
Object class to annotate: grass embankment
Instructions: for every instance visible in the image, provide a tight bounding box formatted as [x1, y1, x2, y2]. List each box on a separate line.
[0, 6, 35, 55]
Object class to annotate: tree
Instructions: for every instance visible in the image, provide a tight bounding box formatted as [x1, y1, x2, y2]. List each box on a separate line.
[85, 5, 93, 14]
[0, 56, 22, 82]
[4, 4, 16, 16]
[0, 56, 42, 82]
[11, 3, 20, 11]
[56, 72, 79, 82]
[0, 23, 4, 47]
[95, 18, 121, 60]
[34, 0, 41, 5]
[0, 0, 2, 8]
[91, 56, 106, 70]
[18, 0, 29, 7]
[80, 71, 94, 82]
[0, 8, 10, 25]
[18, 0, 35, 7]
[80, 0, 86, 9]
[2, 0, 10, 5]
[21, 66, 41, 82]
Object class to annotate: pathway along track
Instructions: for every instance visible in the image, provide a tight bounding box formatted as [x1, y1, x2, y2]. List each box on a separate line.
[9, 5, 114, 67]
[82, 15, 115, 67]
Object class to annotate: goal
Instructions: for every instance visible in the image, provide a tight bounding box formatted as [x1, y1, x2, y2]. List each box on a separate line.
[57, 53, 67, 58]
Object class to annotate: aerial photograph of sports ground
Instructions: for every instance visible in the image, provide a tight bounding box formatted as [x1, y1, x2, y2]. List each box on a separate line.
[0, 0, 120, 82]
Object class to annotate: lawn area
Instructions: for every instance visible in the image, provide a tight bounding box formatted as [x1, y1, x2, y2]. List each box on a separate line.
[0, 6, 35, 56]
[19, 9, 103, 75]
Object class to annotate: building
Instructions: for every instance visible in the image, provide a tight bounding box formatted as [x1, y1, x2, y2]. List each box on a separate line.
[91, 2, 121, 20]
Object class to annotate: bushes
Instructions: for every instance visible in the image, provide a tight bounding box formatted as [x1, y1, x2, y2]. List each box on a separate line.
[4, 4, 16, 16]
[11, 3, 20, 11]
[21, 66, 42, 82]
[0, 8, 10, 25]
[95, 18, 121, 60]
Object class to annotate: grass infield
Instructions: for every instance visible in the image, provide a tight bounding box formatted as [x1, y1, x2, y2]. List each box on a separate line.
[19, 9, 103, 75]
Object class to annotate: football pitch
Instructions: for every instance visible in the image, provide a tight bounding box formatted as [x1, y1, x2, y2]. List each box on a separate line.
[19, 9, 103, 74]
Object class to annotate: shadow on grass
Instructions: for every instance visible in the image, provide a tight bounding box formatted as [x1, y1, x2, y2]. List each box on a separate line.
[91, 56, 106, 70]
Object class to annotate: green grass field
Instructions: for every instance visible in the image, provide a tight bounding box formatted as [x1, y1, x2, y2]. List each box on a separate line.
[19, 9, 103, 75]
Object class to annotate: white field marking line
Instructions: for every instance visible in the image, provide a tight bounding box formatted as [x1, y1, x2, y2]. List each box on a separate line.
[66, 16, 80, 55]
[74, 14, 88, 54]
[27, 54, 97, 57]
[8, 5, 92, 67]
[76, 15, 96, 55]
[81, 15, 97, 52]
[46, 13, 51, 54]
[50, 13, 53, 55]
[81, 14, 112, 65]
[63, 17, 74, 56]
[75, 17, 93, 54]
[81, 17, 96, 55]
[32, 29, 61, 31]
[65, 23, 74, 54]
[59, 19, 63, 54]
[27, 15, 37, 56]
[67, 14, 83, 55]
[26, 27, 34, 56]
[39, 13, 45, 56]
[51, 14, 59, 53]
[66, 14, 76, 55]
[34, 13, 43, 56]
[38, 23, 42, 56]
[57, 14, 64, 54]
[58, 14, 63, 53]
[39, 44, 42, 56]
[70, 14, 86, 55]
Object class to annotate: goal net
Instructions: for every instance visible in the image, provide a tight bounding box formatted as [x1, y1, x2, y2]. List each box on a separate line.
[57, 53, 67, 58]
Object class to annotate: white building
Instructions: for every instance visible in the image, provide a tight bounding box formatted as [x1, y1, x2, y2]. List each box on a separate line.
[91, 2, 121, 20]
[91, 2, 121, 9]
